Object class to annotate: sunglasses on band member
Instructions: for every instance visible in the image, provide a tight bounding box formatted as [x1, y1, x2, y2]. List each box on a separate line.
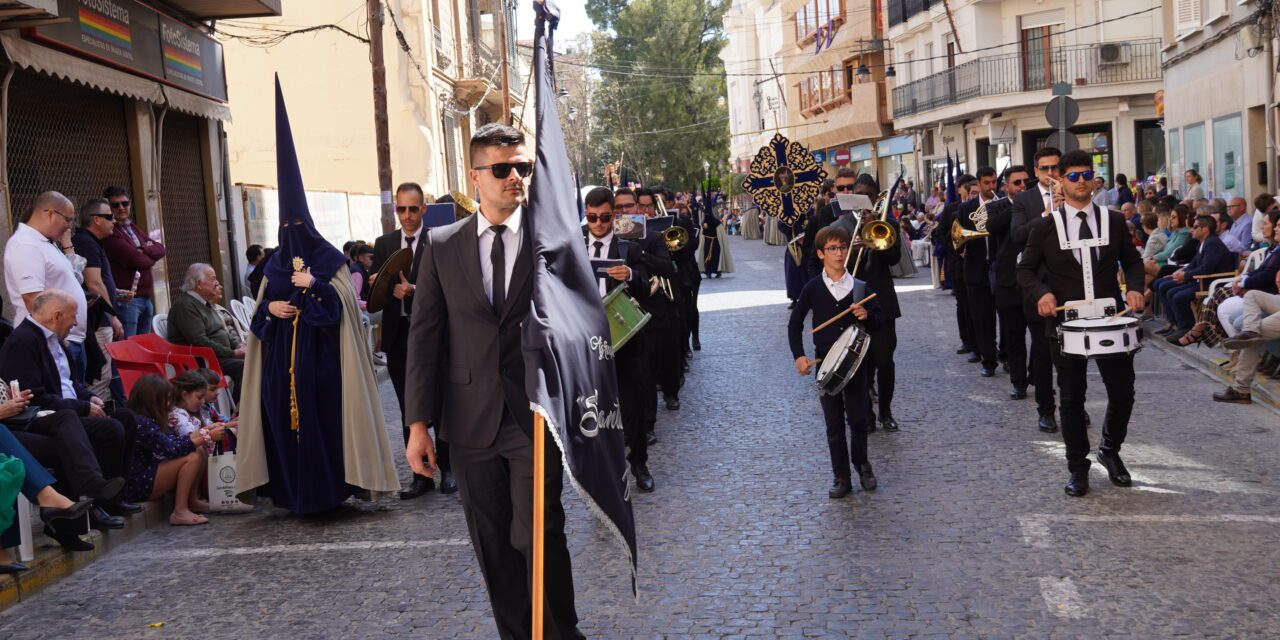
[91, 213, 114, 221]
[585, 213, 614, 223]
[110, 200, 131, 209]
[1064, 170, 1095, 183]
[474, 161, 534, 179]
[395, 205, 421, 214]
[834, 185, 855, 192]
[1036, 165, 1057, 174]
[1009, 178, 1027, 187]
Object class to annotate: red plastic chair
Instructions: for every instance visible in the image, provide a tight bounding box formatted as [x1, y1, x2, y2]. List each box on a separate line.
[129, 334, 226, 385]
[104, 342, 183, 398]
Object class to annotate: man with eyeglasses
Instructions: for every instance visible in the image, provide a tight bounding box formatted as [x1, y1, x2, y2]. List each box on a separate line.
[582, 187, 655, 492]
[1009, 147, 1065, 432]
[71, 198, 126, 402]
[5, 192, 90, 375]
[636, 186, 691, 411]
[371, 182, 454, 500]
[1017, 149, 1146, 498]
[985, 165, 1033, 402]
[102, 186, 165, 337]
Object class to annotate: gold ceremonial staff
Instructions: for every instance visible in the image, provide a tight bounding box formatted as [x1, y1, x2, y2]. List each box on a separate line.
[289, 256, 308, 433]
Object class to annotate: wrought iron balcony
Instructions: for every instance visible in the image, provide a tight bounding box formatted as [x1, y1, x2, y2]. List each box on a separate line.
[433, 25, 452, 71]
[891, 39, 1162, 119]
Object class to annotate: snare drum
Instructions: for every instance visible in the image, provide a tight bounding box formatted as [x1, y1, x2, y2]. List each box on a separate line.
[1057, 316, 1143, 359]
[815, 325, 871, 395]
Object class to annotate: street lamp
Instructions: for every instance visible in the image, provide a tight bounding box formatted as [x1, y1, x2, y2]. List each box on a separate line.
[885, 65, 896, 78]
[856, 63, 870, 81]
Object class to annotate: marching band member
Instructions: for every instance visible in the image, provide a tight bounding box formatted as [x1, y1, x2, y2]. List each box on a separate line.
[957, 167, 1001, 378]
[583, 187, 655, 492]
[1016, 150, 1146, 498]
[789, 225, 882, 498]
[986, 165, 1032, 401]
[635, 187, 689, 410]
[936, 175, 978, 361]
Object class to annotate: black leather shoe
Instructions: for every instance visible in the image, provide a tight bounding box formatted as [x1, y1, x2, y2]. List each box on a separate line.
[92, 477, 126, 503]
[1064, 471, 1089, 497]
[828, 477, 852, 499]
[100, 500, 143, 517]
[880, 416, 899, 432]
[438, 470, 458, 494]
[1097, 450, 1132, 487]
[665, 397, 680, 411]
[0, 562, 27, 574]
[645, 431, 658, 446]
[44, 521, 94, 552]
[980, 367, 996, 378]
[1010, 386, 1028, 400]
[399, 474, 435, 500]
[1001, 361, 1011, 374]
[89, 505, 125, 530]
[967, 353, 982, 363]
[956, 346, 974, 355]
[633, 464, 654, 492]
[1038, 414, 1059, 432]
[692, 338, 701, 351]
[40, 498, 93, 523]
[856, 463, 877, 491]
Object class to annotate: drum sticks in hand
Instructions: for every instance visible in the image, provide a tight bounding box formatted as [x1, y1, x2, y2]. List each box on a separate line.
[811, 293, 878, 334]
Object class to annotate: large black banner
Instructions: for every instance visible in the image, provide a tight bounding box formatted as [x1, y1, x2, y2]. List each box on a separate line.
[522, 0, 637, 593]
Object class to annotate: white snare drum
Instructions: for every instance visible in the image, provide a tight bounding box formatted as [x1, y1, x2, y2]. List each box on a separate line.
[816, 325, 871, 395]
[1057, 316, 1143, 359]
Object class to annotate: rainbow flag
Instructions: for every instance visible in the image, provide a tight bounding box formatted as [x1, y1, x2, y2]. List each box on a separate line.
[78, 8, 131, 50]
[163, 46, 203, 79]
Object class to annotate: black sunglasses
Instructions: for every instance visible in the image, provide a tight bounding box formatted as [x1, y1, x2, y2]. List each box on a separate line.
[110, 200, 131, 208]
[1036, 165, 1057, 173]
[395, 205, 421, 214]
[585, 213, 614, 223]
[474, 162, 534, 179]
[91, 213, 114, 220]
[1009, 178, 1027, 186]
[834, 184, 854, 192]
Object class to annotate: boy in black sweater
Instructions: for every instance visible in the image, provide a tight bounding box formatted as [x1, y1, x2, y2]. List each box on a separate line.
[788, 226, 884, 498]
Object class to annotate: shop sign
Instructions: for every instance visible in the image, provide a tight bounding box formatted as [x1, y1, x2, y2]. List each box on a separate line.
[26, 0, 227, 101]
[813, 150, 827, 164]
[832, 148, 851, 165]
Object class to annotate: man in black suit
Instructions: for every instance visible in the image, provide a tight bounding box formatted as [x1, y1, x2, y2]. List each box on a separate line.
[956, 167, 1001, 377]
[405, 124, 582, 639]
[371, 182, 454, 499]
[986, 165, 1031, 397]
[583, 187, 654, 492]
[1008, 147, 1063, 432]
[1017, 150, 1146, 498]
[936, 175, 978, 359]
[831, 173, 903, 432]
[803, 168, 859, 280]
[0, 289, 137, 532]
[635, 186, 688, 410]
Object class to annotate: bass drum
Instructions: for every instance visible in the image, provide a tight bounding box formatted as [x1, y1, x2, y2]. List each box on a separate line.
[815, 325, 871, 395]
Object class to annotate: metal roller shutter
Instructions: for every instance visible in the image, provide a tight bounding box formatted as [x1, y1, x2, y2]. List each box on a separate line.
[159, 111, 212, 297]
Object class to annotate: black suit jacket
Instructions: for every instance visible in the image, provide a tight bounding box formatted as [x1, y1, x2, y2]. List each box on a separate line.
[955, 198, 998, 284]
[830, 213, 903, 319]
[371, 229, 427, 350]
[584, 233, 649, 295]
[1181, 234, 1238, 278]
[405, 214, 534, 448]
[0, 320, 94, 416]
[1016, 205, 1145, 322]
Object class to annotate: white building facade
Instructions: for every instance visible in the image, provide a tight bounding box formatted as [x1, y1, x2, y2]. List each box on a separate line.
[721, 0, 789, 176]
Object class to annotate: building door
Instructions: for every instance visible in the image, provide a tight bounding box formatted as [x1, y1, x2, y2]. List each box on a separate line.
[1020, 25, 1062, 91]
[1134, 119, 1166, 184]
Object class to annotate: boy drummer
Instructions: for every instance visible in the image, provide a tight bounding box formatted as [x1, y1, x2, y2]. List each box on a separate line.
[789, 226, 883, 498]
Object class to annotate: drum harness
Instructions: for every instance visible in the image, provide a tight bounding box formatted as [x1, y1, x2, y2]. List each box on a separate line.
[1048, 203, 1115, 319]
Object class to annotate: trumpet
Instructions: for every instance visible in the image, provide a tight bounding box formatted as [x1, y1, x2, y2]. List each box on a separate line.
[663, 225, 689, 253]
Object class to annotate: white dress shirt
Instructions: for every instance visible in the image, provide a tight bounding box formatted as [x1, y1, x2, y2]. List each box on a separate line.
[586, 231, 615, 297]
[477, 206, 524, 305]
[31, 318, 77, 400]
[1037, 184, 1054, 217]
[1063, 201, 1100, 264]
[822, 269, 854, 301]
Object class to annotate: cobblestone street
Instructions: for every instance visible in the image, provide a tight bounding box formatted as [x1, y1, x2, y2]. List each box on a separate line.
[2, 235, 1279, 639]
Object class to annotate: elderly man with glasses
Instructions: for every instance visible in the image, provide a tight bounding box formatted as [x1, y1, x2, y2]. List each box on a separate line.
[102, 186, 166, 337]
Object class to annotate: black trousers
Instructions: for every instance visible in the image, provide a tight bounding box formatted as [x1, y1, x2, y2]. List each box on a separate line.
[683, 279, 701, 346]
[864, 318, 897, 418]
[217, 357, 245, 404]
[1051, 344, 1134, 473]
[966, 281, 998, 369]
[953, 274, 973, 350]
[1025, 303, 1057, 417]
[648, 320, 684, 401]
[15, 409, 120, 498]
[388, 331, 450, 473]
[616, 330, 650, 467]
[451, 413, 579, 640]
[997, 299, 1028, 388]
[820, 372, 869, 479]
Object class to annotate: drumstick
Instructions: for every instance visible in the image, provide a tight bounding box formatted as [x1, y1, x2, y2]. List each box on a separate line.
[811, 293, 878, 334]
[1052, 301, 1090, 313]
[1107, 307, 1131, 321]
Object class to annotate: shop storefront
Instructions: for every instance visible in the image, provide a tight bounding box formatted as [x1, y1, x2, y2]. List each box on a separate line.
[0, 0, 234, 311]
[876, 134, 914, 185]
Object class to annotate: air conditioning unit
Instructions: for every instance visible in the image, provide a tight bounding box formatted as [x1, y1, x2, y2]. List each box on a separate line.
[1096, 43, 1132, 67]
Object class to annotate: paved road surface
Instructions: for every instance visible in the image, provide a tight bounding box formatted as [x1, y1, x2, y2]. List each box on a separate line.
[2, 235, 1279, 639]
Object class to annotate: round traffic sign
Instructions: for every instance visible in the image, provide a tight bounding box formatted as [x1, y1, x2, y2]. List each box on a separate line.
[833, 148, 851, 165]
[1045, 96, 1079, 129]
[1044, 130, 1080, 153]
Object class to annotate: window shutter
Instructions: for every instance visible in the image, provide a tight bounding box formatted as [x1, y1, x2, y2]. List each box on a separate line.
[1174, 0, 1201, 32]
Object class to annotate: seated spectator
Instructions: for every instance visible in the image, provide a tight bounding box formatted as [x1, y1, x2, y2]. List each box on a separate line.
[0, 289, 142, 536]
[1216, 278, 1280, 403]
[167, 371, 207, 443]
[349, 243, 374, 306]
[1255, 193, 1278, 248]
[1223, 197, 1253, 254]
[1140, 211, 1167, 262]
[1181, 211, 1280, 349]
[124, 375, 221, 526]
[168, 264, 245, 403]
[1143, 204, 1194, 300]
[1153, 215, 1239, 342]
[193, 368, 237, 435]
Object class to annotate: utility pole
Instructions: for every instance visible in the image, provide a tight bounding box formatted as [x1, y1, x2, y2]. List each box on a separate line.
[368, 0, 396, 234]
[498, 0, 512, 125]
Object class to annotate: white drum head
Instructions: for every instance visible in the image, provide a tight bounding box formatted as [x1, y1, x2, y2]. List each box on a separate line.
[1063, 316, 1139, 329]
[816, 326, 855, 378]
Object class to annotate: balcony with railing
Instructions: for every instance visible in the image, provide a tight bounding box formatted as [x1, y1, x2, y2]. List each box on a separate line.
[891, 39, 1162, 120]
[433, 25, 453, 71]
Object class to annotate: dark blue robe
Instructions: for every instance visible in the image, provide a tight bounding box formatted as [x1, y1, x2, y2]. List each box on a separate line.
[250, 277, 351, 513]
[783, 218, 807, 300]
[701, 213, 723, 277]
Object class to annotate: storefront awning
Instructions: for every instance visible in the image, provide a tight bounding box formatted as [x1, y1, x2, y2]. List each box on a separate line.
[0, 33, 231, 122]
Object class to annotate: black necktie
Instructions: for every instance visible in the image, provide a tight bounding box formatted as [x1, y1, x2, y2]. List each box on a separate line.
[1075, 211, 1094, 263]
[406, 235, 416, 258]
[593, 240, 603, 258]
[491, 225, 507, 316]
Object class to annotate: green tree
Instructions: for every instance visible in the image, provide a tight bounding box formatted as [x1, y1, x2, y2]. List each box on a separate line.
[587, 0, 729, 190]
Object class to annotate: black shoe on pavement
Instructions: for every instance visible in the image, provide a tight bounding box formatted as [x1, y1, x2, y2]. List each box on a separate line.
[1096, 450, 1132, 487]
[1002, 362, 1010, 374]
[645, 431, 658, 446]
[1213, 387, 1253, 404]
[100, 500, 143, 517]
[439, 470, 458, 494]
[40, 499, 93, 524]
[967, 353, 982, 363]
[399, 474, 435, 500]
[1038, 414, 1059, 433]
[856, 463, 877, 491]
[665, 397, 680, 411]
[980, 367, 996, 378]
[1010, 386, 1028, 400]
[43, 521, 93, 552]
[633, 464, 654, 492]
[0, 562, 27, 574]
[956, 346, 974, 355]
[1164, 330, 1188, 344]
[880, 416, 899, 432]
[89, 505, 125, 530]
[692, 338, 701, 351]
[829, 477, 852, 499]
[1064, 471, 1089, 497]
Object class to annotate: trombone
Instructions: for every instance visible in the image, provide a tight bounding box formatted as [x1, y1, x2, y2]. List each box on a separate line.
[845, 185, 900, 275]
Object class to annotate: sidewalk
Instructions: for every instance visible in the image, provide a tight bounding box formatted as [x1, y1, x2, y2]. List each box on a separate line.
[1141, 319, 1280, 411]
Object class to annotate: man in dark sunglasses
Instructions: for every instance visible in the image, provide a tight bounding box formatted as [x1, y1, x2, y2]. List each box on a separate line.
[101, 185, 165, 338]
[987, 165, 1032, 402]
[1016, 149, 1146, 499]
[802, 167, 859, 279]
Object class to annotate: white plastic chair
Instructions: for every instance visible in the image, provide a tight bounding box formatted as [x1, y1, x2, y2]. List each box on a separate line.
[1207, 247, 1269, 297]
[152, 313, 168, 338]
[228, 299, 252, 339]
[242, 296, 257, 315]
